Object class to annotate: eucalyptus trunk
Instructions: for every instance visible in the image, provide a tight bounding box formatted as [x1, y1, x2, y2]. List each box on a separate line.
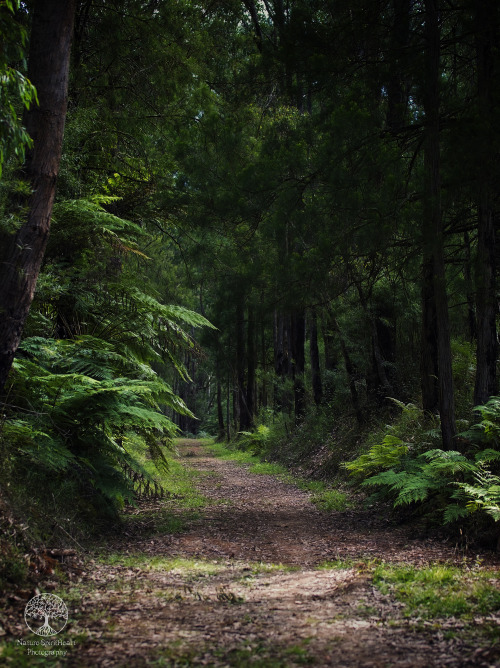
[0, 0, 76, 393]
[421, 0, 456, 448]
[474, 0, 498, 407]
[291, 310, 306, 424]
[309, 309, 323, 405]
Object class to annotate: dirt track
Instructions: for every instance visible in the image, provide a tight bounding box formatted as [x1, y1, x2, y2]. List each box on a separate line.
[67, 440, 500, 667]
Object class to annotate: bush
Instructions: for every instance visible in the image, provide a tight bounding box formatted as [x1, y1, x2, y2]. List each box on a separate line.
[345, 398, 500, 533]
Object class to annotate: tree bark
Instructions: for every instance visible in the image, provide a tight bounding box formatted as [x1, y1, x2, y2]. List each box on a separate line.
[291, 310, 305, 424]
[463, 231, 477, 343]
[245, 304, 256, 428]
[236, 298, 249, 430]
[309, 309, 323, 405]
[0, 0, 77, 393]
[420, 258, 439, 413]
[216, 360, 225, 442]
[355, 281, 394, 402]
[422, 0, 456, 448]
[474, 0, 498, 407]
[273, 310, 291, 412]
[332, 317, 364, 425]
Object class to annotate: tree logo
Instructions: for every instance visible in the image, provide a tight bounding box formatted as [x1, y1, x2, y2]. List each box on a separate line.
[24, 593, 68, 636]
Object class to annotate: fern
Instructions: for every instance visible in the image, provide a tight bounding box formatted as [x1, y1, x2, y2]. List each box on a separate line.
[362, 468, 441, 506]
[345, 434, 408, 477]
[2, 195, 212, 519]
[455, 467, 500, 523]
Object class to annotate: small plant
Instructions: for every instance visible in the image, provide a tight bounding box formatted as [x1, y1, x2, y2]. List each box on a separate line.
[310, 488, 352, 512]
[344, 434, 409, 478]
[454, 465, 500, 523]
[237, 424, 271, 454]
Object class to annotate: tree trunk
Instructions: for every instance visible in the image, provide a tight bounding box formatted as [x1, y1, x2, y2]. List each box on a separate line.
[332, 316, 363, 424]
[273, 310, 291, 412]
[236, 298, 251, 430]
[422, 0, 456, 448]
[355, 281, 393, 402]
[291, 310, 306, 424]
[246, 305, 256, 428]
[463, 231, 477, 343]
[216, 361, 225, 442]
[0, 0, 77, 393]
[309, 309, 323, 405]
[420, 258, 439, 413]
[474, 0, 498, 407]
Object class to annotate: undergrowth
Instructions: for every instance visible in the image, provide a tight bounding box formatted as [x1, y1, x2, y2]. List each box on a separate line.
[343, 397, 500, 546]
[373, 562, 500, 624]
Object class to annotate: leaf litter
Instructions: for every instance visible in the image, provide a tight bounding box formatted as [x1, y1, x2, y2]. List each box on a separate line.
[2, 439, 500, 666]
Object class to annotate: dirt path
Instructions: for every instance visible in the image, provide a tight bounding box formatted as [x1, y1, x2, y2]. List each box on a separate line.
[67, 440, 499, 667]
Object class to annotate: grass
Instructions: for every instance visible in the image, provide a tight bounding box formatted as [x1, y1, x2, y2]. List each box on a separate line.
[96, 552, 224, 576]
[373, 562, 500, 621]
[310, 489, 352, 512]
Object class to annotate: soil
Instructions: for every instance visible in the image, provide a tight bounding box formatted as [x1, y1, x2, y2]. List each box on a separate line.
[3, 439, 500, 667]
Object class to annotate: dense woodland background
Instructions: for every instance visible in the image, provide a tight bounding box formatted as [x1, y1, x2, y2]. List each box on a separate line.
[1, 0, 500, 554]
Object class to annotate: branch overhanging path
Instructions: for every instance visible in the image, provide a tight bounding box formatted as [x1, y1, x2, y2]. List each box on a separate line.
[68, 440, 500, 667]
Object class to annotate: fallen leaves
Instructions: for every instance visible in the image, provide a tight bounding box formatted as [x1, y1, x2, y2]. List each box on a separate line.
[2, 439, 500, 666]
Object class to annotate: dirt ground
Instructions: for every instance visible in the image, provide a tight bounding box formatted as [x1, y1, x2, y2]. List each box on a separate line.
[4, 439, 500, 666]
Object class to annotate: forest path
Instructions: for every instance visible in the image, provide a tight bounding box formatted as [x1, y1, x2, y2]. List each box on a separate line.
[70, 440, 499, 667]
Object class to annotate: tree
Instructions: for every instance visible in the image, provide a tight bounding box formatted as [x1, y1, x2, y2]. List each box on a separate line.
[473, 0, 499, 406]
[0, 0, 77, 392]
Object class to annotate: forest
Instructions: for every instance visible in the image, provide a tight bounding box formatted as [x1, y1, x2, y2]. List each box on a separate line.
[0, 0, 500, 666]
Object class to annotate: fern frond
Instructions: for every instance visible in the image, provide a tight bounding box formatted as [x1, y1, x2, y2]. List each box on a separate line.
[443, 504, 469, 523]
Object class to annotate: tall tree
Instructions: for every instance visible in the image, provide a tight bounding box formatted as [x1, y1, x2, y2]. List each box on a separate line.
[0, 0, 76, 392]
[421, 0, 456, 447]
[473, 0, 499, 406]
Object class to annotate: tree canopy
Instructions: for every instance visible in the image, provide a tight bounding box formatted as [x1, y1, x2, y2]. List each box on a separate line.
[0, 0, 499, 534]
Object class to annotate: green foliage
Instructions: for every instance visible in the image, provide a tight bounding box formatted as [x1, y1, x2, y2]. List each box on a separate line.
[346, 398, 500, 529]
[462, 396, 500, 447]
[1, 195, 212, 525]
[454, 466, 500, 523]
[0, 0, 37, 177]
[373, 563, 500, 620]
[237, 424, 271, 454]
[2, 335, 188, 512]
[310, 489, 352, 512]
[345, 434, 409, 478]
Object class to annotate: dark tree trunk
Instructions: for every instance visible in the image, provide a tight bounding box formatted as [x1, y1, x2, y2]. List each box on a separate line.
[474, 0, 498, 407]
[216, 362, 225, 442]
[463, 231, 477, 343]
[422, 0, 456, 448]
[226, 374, 231, 441]
[309, 309, 323, 405]
[245, 305, 256, 428]
[291, 310, 306, 424]
[273, 310, 291, 412]
[420, 258, 439, 413]
[259, 318, 268, 409]
[0, 0, 77, 393]
[333, 318, 364, 425]
[236, 299, 249, 430]
[355, 282, 393, 402]
[323, 313, 338, 399]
